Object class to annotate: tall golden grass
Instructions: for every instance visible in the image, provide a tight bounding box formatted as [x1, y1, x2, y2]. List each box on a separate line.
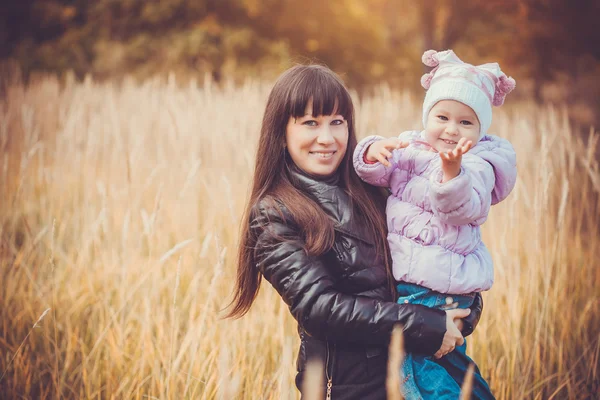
[0, 73, 599, 399]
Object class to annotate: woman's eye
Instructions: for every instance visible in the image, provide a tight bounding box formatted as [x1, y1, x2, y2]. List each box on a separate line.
[302, 120, 318, 126]
[437, 115, 448, 121]
[331, 119, 345, 126]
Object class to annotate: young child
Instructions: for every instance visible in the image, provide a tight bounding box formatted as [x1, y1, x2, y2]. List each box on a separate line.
[353, 50, 517, 399]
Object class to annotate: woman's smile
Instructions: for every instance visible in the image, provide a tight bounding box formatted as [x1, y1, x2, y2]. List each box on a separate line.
[309, 150, 337, 159]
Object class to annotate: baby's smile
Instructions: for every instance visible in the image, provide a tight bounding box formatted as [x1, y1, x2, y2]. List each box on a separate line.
[441, 139, 457, 145]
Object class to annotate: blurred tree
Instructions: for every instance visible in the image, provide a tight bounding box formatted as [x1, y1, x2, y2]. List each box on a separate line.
[3, 0, 285, 80]
[414, 0, 599, 113]
[255, 0, 393, 87]
[502, 0, 600, 104]
[1, 0, 599, 126]
[0, 0, 423, 87]
[0, 1, 33, 57]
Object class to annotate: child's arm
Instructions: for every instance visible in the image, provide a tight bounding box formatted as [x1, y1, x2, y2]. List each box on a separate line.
[353, 135, 409, 187]
[477, 134, 517, 205]
[429, 139, 496, 226]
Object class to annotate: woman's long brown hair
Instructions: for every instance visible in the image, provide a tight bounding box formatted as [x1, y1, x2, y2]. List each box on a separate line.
[225, 64, 391, 318]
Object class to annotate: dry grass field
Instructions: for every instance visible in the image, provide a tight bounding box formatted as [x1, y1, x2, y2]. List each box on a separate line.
[0, 73, 599, 399]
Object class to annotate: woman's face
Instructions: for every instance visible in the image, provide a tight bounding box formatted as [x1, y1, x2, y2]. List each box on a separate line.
[285, 101, 348, 177]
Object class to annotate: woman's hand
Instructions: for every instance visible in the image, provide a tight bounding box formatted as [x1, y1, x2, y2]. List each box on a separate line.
[454, 318, 464, 332]
[365, 138, 409, 167]
[440, 137, 473, 183]
[434, 308, 471, 359]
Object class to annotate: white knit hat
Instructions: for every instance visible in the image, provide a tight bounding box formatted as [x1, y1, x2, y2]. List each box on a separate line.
[421, 49, 516, 138]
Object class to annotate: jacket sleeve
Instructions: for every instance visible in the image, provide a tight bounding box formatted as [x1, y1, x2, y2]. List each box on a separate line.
[353, 135, 403, 188]
[251, 202, 447, 354]
[477, 134, 518, 205]
[428, 156, 496, 226]
[462, 293, 483, 337]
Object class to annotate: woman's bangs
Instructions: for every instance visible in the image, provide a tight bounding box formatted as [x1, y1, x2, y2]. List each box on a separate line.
[288, 69, 353, 121]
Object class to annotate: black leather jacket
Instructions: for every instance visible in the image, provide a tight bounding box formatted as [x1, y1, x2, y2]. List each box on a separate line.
[251, 170, 483, 399]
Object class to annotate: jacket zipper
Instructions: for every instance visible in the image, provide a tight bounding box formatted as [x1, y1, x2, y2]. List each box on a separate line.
[325, 342, 335, 400]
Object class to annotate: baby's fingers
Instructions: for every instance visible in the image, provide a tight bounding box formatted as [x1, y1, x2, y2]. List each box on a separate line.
[382, 138, 404, 151]
[381, 148, 393, 159]
[376, 154, 391, 167]
[455, 138, 472, 154]
[462, 140, 473, 153]
[440, 150, 455, 161]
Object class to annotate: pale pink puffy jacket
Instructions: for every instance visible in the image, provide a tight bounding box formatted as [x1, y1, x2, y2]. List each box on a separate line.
[353, 130, 517, 294]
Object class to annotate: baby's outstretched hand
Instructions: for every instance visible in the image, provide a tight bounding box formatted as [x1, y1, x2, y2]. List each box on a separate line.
[365, 138, 409, 167]
[440, 137, 473, 183]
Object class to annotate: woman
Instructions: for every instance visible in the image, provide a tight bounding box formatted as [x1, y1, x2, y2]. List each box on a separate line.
[226, 64, 483, 399]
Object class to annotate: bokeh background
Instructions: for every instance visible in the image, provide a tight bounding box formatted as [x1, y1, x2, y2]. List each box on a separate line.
[1, 1, 599, 399]
[2, 0, 600, 127]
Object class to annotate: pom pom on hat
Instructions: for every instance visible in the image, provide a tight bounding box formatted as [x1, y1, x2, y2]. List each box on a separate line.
[421, 73, 434, 89]
[492, 75, 516, 106]
[422, 50, 439, 67]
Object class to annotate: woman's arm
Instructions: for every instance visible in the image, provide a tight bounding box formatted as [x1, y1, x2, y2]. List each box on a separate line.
[251, 202, 447, 355]
[461, 293, 483, 337]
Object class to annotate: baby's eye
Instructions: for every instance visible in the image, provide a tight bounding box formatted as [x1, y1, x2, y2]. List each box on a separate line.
[437, 115, 448, 121]
[331, 119, 345, 126]
[460, 120, 473, 126]
[302, 120, 318, 126]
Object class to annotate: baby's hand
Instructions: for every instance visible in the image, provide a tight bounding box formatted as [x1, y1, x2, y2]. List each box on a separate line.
[440, 138, 473, 183]
[366, 137, 409, 167]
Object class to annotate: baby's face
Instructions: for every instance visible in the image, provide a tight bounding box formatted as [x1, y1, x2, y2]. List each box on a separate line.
[424, 100, 480, 152]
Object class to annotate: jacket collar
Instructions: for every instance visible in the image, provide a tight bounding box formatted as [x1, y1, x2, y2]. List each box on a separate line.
[289, 166, 374, 245]
[288, 161, 339, 189]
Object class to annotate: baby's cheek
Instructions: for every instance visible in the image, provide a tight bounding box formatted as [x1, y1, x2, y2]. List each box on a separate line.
[423, 131, 436, 144]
